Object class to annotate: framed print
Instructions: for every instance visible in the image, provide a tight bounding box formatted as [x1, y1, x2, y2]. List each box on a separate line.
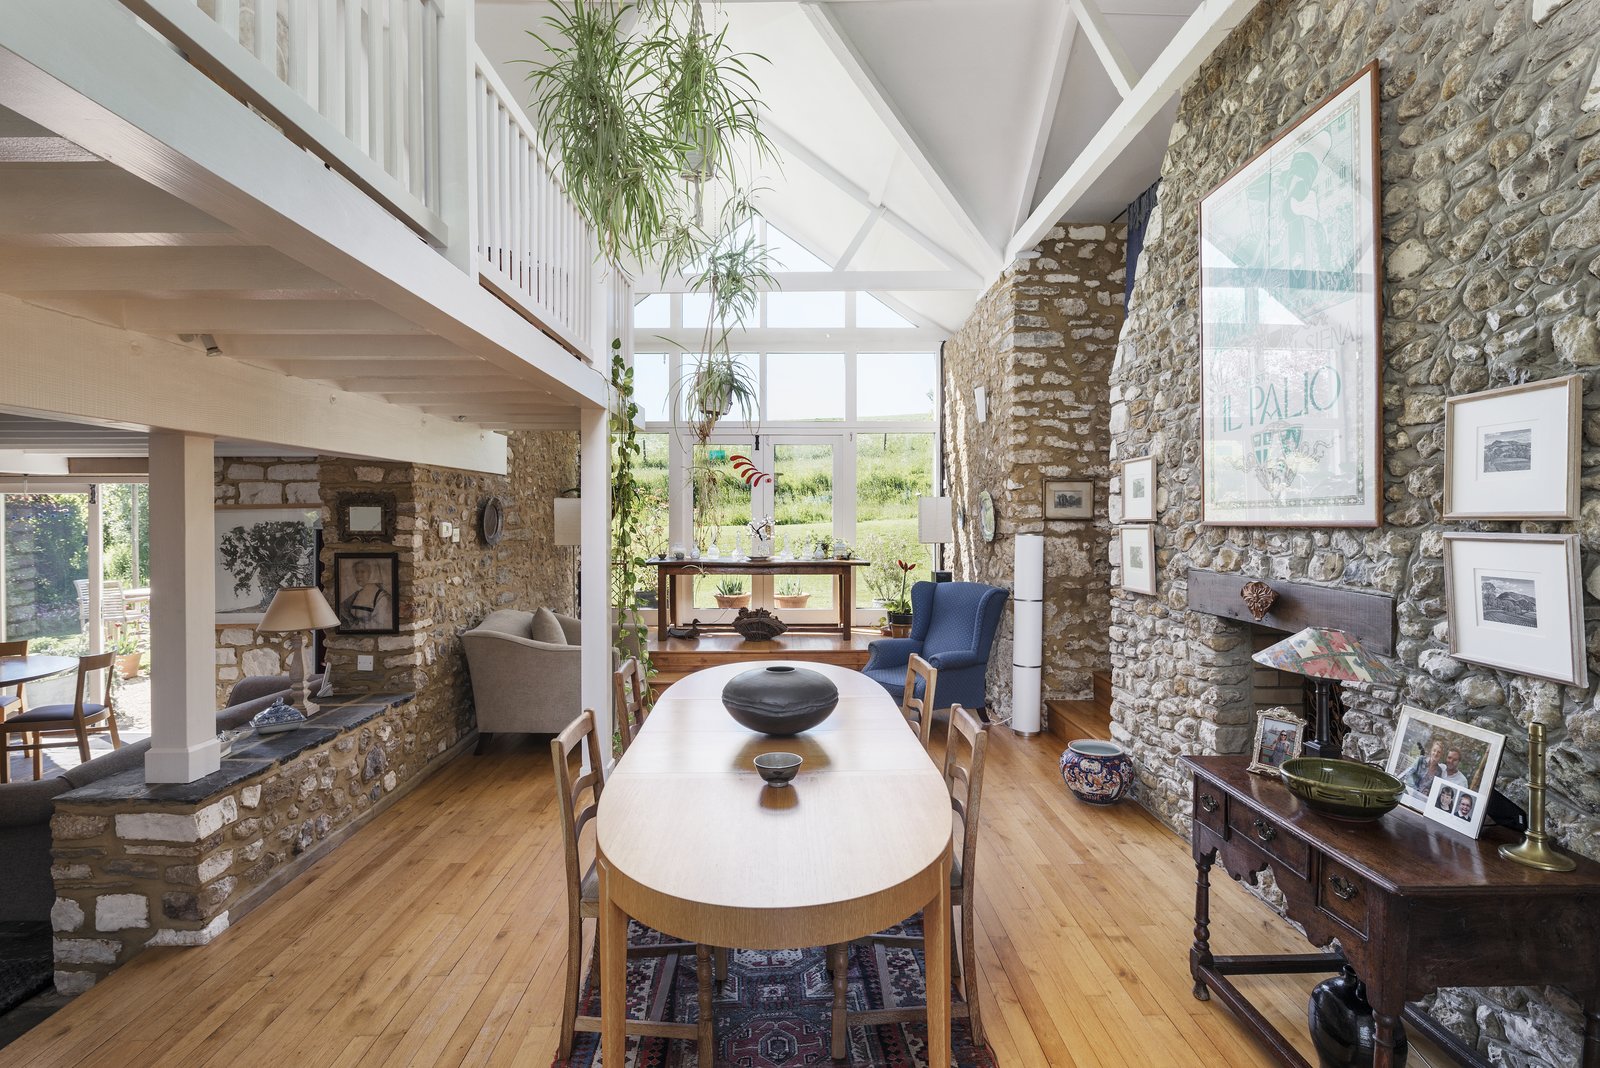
[337, 492, 396, 542]
[1122, 456, 1156, 522]
[1199, 63, 1383, 527]
[1443, 532, 1586, 687]
[1443, 375, 1582, 520]
[1119, 525, 1156, 595]
[1247, 707, 1306, 776]
[333, 552, 400, 634]
[215, 506, 320, 623]
[1044, 479, 1094, 520]
[1385, 705, 1505, 816]
[1425, 777, 1490, 840]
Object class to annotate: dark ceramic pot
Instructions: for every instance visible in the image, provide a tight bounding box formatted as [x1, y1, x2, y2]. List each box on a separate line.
[1059, 739, 1135, 805]
[721, 665, 839, 736]
[1308, 965, 1408, 1068]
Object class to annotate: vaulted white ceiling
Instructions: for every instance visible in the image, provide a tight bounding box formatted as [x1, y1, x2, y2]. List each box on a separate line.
[475, 0, 1255, 332]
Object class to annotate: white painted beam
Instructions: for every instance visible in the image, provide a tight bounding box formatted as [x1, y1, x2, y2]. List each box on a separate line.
[145, 431, 221, 784]
[213, 335, 476, 360]
[1013, 4, 1077, 234]
[114, 299, 425, 335]
[268, 359, 499, 379]
[636, 270, 978, 294]
[0, 163, 232, 237]
[835, 205, 886, 271]
[1007, 0, 1261, 262]
[0, 246, 342, 294]
[0, 451, 69, 475]
[799, 3, 1002, 277]
[1069, 0, 1139, 97]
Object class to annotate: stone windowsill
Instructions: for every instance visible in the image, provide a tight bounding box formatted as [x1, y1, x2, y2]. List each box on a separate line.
[58, 692, 416, 807]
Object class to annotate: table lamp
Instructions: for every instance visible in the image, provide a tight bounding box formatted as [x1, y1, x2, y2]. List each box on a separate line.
[253, 586, 340, 734]
[1251, 627, 1397, 758]
[918, 496, 954, 582]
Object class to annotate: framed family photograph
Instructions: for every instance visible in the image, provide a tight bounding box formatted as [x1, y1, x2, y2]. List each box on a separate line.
[1118, 525, 1156, 595]
[1198, 63, 1383, 528]
[333, 552, 399, 635]
[1247, 707, 1306, 775]
[1425, 776, 1490, 840]
[1443, 532, 1586, 687]
[214, 506, 321, 623]
[1121, 457, 1156, 522]
[1385, 705, 1505, 816]
[1044, 479, 1094, 520]
[1443, 375, 1581, 520]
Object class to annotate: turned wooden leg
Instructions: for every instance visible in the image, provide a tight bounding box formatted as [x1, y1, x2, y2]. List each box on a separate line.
[829, 943, 849, 1060]
[714, 946, 729, 983]
[696, 944, 715, 1064]
[1373, 1010, 1402, 1068]
[1190, 847, 1215, 1001]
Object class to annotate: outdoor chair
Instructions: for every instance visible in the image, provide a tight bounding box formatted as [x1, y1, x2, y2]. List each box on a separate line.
[862, 581, 1008, 712]
[0, 652, 122, 782]
[0, 640, 26, 720]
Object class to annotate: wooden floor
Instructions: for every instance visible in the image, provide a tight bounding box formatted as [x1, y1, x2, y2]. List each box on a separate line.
[1, 722, 1450, 1067]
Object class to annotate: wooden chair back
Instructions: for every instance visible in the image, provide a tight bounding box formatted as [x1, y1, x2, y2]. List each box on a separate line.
[613, 658, 648, 756]
[943, 704, 990, 902]
[73, 652, 116, 725]
[900, 654, 938, 749]
[0, 641, 27, 658]
[550, 709, 607, 911]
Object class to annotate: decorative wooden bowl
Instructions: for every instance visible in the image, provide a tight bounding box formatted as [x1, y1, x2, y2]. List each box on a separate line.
[1279, 757, 1404, 822]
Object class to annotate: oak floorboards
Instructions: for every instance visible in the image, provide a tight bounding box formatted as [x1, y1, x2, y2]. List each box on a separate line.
[0, 725, 1448, 1067]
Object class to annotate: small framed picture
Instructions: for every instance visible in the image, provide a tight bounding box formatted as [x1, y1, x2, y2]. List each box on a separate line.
[1385, 705, 1506, 815]
[1118, 525, 1156, 595]
[1443, 375, 1581, 520]
[337, 492, 396, 543]
[1122, 456, 1156, 522]
[1443, 532, 1586, 687]
[1043, 479, 1094, 520]
[1425, 777, 1490, 839]
[333, 552, 400, 634]
[1247, 707, 1306, 776]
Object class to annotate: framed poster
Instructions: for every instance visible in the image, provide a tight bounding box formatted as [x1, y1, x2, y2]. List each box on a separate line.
[1442, 533, 1586, 688]
[1385, 704, 1504, 819]
[1443, 375, 1582, 520]
[214, 506, 320, 623]
[333, 552, 400, 635]
[1119, 525, 1156, 596]
[1199, 62, 1383, 527]
[1121, 456, 1156, 522]
[1043, 479, 1094, 520]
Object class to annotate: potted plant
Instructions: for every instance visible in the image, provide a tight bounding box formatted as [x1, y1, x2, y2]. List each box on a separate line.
[111, 624, 143, 680]
[713, 577, 750, 609]
[884, 560, 917, 637]
[775, 580, 810, 610]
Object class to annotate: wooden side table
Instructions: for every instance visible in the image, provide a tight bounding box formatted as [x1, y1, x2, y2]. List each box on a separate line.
[1182, 755, 1600, 1068]
[648, 558, 869, 640]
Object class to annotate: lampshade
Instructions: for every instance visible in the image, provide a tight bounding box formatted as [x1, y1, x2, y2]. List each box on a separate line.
[917, 497, 954, 544]
[1251, 627, 1398, 686]
[553, 497, 582, 547]
[257, 586, 340, 633]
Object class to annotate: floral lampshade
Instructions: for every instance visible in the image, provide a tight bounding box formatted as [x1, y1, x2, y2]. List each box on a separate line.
[1251, 627, 1398, 686]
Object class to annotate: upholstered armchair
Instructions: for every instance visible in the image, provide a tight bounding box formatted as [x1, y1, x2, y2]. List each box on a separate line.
[862, 581, 1009, 712]
[462, 609, 585, 742]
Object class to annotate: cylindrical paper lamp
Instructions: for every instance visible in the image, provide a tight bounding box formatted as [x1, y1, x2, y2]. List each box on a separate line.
[1011, 534, 1044, 736]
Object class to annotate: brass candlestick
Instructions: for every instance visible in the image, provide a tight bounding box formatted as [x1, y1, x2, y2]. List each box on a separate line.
[1499, 722, 1576, 873]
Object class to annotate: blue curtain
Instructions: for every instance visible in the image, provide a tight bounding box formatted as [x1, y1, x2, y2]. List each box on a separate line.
[1124, 178, 1160, 310]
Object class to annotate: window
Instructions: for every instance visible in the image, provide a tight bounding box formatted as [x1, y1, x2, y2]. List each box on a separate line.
[772, 442, 835, 609]
[632, 353, 671, 423]
[857, 353, 938, 421]
[766, 354, 844, 422]
[624, 435, 671, 609]
[856, 293, 914, 328]
[690, 442, 754, 609]
[765, 291, 845, 328]
[854, 433, 936, 608]
[765, 224, 832, 272]
[632, 293, 670, 329]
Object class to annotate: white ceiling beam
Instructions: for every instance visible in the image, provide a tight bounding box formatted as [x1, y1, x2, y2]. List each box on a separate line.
[1069, 0, 1139, 97]
[636, 269, 978, 294]
[1013, 4, 1078, 234]
[111, 299, 425, 335]
[0, 136, 98, 162]
[0, 246, 342, 295]
[638, 327, 949, 351]
[0, 451, 69, 475]
[265, 358, 499, 379]
[212, 335, 475, 360]
[835, 205, 885, 271]
[1007, 0, 1261, 263]
[799, 2, 1002, 277]
[362, 380, 532, 396]
[0, 163, 231, 237]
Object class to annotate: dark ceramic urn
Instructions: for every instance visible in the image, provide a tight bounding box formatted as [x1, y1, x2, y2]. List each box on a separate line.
[1308, 965, 1407, 1068]
[721, 665, 839, 736]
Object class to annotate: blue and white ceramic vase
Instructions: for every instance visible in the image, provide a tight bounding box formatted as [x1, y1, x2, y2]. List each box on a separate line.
[1059, 739, 1135, 805]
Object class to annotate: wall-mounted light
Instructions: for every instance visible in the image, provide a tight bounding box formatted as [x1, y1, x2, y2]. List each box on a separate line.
[974, 385, 988, 424]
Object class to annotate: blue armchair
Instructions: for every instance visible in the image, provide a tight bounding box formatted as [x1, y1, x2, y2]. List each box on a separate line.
[862, 581, 1009, 711]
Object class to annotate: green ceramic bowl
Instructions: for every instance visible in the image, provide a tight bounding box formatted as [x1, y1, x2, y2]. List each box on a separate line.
[1279, 758, 1405, 822]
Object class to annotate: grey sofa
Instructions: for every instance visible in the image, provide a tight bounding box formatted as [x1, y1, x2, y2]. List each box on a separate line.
[463, 609, 600, 741]
[0, 674, 312, 923]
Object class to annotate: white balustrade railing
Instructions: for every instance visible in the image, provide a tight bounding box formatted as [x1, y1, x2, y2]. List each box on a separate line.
[473, 53, 600, 361]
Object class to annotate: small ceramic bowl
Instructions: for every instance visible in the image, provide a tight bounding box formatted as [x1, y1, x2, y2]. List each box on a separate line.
[754, 751, 803, 787]
[1279, 757, 1405, 822]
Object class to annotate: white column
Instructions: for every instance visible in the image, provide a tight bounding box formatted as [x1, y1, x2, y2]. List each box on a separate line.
[86, 486, 104, 653]
[1011, 533, 1045, 736]
[578, 404, 612, 766]
[145, 432, 222, 784]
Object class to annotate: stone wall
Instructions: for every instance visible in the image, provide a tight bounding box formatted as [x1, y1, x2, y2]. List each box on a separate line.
[945, 225, 1126, 720]
[1108, 0, 1600, 1061]
[213, 457, 321, 706]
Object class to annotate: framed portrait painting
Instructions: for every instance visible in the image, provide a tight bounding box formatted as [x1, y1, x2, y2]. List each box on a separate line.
[1119, 526, 1156, 596]
[333, 552, 400, 635]
[1044, 479, 1094, 520]
[1442, 532, 1586, 688]
[1199, 63, 1383, 527]
[1121, 457, 1156, 522]
[214, 506, 321, 623]
[1385, 705, 1505, 818]
[1443, 375, 1581, 520]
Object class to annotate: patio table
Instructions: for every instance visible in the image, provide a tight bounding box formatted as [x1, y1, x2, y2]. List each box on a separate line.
[0, 654, 79, 689]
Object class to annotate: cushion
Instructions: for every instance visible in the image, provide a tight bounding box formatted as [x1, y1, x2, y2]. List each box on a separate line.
[530, 607, 567, 646]
[4, 703, 108, 727]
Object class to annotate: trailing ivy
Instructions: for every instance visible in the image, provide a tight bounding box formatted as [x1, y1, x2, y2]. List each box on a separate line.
[609, 341, 652, 679]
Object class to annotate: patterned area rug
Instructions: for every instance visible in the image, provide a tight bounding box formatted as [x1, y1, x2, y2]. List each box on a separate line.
[556, 916, 996, 1067]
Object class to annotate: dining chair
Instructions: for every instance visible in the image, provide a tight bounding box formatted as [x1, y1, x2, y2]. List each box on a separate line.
[612, 658, 649, 756]
[0, 652, 122, 783]
[900, 654, 938, 750]
[552, 709, 716, 1063]
[828, 702, 991, 1056]
[0, 640, 27, 721]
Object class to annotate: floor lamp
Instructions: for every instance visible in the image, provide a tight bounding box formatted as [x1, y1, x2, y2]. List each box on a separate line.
[917, 496, 954, 582]
[554, 497, 581, 611]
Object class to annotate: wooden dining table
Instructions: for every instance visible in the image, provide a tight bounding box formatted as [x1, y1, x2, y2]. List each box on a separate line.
[0, 653, 79, 690]
[596, 660, 955, 1066]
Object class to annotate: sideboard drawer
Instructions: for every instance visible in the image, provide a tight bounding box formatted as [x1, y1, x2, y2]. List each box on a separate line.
[1226, 806, 1310, 878]
[1317, 856, 1369, 938]
[1193, 781, 1226, 837]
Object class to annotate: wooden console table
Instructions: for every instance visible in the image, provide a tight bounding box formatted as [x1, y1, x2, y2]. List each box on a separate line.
[1183, 755, 1600, 1068]
[647, 558, 870, 641]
